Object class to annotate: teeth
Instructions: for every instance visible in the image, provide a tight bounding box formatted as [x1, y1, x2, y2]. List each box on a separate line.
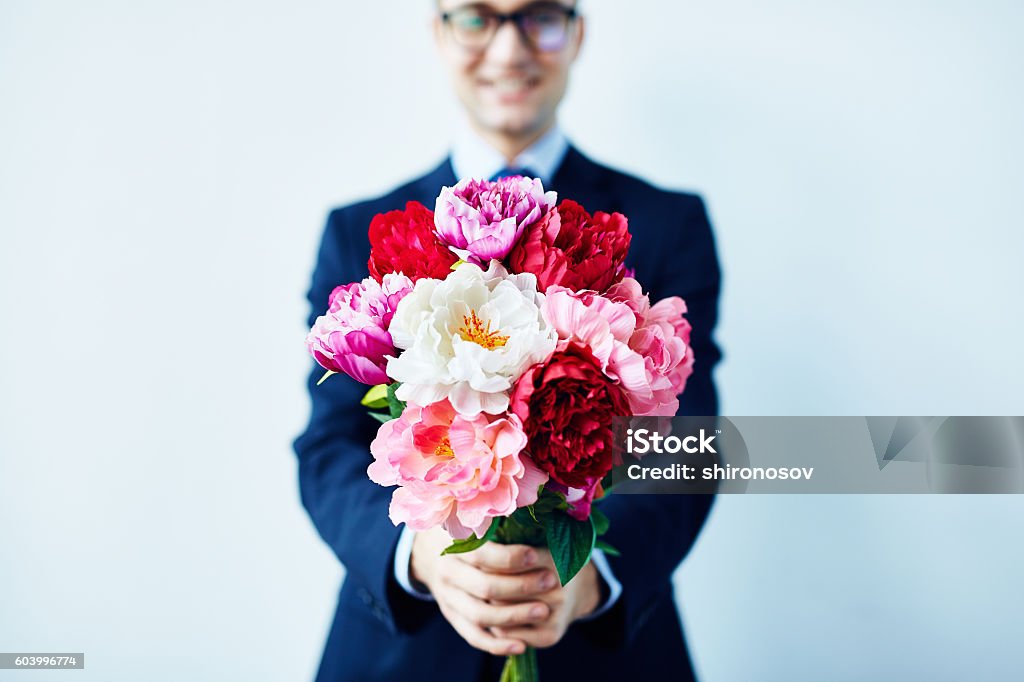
[493, 78, 532, 92]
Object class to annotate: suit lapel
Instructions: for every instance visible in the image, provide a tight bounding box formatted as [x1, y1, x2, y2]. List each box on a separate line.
[413, 158, 458, 205]
[550, 145, 624, 215]
[423, 147, 622, 214]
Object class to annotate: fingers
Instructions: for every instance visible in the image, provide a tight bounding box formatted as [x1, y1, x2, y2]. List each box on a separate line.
[439, 603, 527, 656]
[491, 624, 564, 650]
[457, 543, 554, 574]
[430, 544, 563, 655]
[444, 585, 551, 628]
[490, 587, 571, 649]
[448, 559, 558, 601]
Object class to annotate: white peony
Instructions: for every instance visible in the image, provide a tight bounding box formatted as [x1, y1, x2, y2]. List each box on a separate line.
[387, 261, 557, 416]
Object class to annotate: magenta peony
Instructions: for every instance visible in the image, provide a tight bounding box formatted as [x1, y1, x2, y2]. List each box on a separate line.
[434, 176, 557, 264]
[305, 273, 413, 385]
[544, 479, 604, 522]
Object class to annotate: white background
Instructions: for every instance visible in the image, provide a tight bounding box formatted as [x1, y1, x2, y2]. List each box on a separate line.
[2, 1, 1023, 680]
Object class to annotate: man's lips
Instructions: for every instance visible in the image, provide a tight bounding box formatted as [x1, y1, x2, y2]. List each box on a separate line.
[476, 75, 542, 100]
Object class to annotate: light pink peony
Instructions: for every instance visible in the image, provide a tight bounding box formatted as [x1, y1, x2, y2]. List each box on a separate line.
[541, 282, 692, 417]
[540, 286, 648, 405]
[305, 273, 414, 385]
[606, 278, 695, 413]
[434, 176, 557, 264]
[367, 400, 548, 539]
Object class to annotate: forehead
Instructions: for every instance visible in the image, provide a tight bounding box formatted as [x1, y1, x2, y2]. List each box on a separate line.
[438, 0, 576, 12]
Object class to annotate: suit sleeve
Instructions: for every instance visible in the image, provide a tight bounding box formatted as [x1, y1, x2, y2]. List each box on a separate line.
[293, 208, 434, 635]
[666, 194, 721, 418]
[585, 194, 721, 647]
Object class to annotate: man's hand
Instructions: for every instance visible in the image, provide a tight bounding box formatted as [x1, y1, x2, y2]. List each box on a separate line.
[410, 527, 602, 655]
[488, 552, 600, 650]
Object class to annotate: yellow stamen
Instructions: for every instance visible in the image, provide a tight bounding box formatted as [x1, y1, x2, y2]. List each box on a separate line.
[434, 437, 454, 458]
[457, 310, 509, 350]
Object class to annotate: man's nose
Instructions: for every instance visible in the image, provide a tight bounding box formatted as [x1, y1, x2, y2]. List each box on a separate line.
[484, 19, 533, 66]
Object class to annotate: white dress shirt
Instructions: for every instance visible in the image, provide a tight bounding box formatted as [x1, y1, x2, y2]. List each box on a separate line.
[392, 124, 623, 620]
[450, 123, 569, 184]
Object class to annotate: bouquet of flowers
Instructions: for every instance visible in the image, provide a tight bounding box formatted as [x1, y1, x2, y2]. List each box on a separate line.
[306, 176, 694, 681]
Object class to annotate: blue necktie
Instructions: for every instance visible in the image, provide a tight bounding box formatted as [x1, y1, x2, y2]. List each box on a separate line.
[489, 167, 537, 181]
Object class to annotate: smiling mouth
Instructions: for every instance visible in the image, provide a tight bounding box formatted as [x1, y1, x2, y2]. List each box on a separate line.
[478, 76, 541, 96]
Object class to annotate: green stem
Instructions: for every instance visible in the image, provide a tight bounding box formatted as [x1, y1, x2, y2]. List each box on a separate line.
[494, 511, 545, 546]
[499, 647, 538, 682]
[494, 516, 543, 681]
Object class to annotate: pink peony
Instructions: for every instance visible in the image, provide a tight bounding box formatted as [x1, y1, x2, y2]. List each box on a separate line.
[606, 278, 695, 413]
[305, 273, 413, 385]
[367, 400, 548, 539]
[541, 283, 690, 417]
[540, 287, 647, 403]
[434, 176, 557, 264]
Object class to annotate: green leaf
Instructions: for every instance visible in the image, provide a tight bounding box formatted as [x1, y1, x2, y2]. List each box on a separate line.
[316, 370, 336, 386]
[516, 504, 544, 524]
[360, 384, 389, 408]
[441, 535, 488, 555]
[386, 382, 406, 419]
[595, 539, 621, 557]
[532, 487, 567, 514]
[499, 509, 545, 545]
[591, 507, 610, 536]
[367, 411, 391, 424]
[544, 511, 596, 586]
[441, 518, 499, 555]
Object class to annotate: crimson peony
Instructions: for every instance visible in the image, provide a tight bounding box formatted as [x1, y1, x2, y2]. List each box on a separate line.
[367, 201, 458, 282]
[509, 345, 631, 489]
[507, 199, 631, 293]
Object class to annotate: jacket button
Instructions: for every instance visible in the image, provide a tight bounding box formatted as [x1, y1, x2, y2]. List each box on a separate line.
[358, 588, 373, 605]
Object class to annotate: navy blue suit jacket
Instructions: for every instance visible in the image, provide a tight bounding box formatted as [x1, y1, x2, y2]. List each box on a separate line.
[294, 146, 722, 682]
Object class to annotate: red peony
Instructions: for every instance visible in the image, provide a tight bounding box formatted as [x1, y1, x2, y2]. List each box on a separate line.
[507, 199, 631, 293]
[509, 345, 631, 489]
[367, 201, 459, 282]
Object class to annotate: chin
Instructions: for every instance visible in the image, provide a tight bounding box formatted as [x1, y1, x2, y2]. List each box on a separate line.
[480, 110, 549, 140]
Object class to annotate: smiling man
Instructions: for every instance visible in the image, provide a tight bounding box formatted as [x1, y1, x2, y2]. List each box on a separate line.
[438, 1, 580, 158]
[294, 1, 723, 681]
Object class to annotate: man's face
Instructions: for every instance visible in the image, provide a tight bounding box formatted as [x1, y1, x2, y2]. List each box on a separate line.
[435, 0, 583, 144]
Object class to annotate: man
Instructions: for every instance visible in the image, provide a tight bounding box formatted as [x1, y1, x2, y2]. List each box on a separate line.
[294, 1, 722, 680]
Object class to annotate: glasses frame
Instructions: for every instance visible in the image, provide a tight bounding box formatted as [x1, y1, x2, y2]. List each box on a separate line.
[440, 2, 579, 53]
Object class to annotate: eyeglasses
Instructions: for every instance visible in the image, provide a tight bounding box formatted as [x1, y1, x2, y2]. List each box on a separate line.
[441, 2, 579, 53]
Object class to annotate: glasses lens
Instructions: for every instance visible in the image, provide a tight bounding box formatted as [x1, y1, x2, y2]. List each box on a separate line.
[447, 7, 496, 49]
[520, 5, 571, 52]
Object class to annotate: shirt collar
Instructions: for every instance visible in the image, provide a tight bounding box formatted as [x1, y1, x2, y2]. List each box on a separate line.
[450, 123, 569, 186]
